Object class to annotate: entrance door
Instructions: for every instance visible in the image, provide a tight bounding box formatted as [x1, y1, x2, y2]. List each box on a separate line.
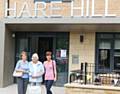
[30, 37, 53, 62]
[38, 37, 53, 62]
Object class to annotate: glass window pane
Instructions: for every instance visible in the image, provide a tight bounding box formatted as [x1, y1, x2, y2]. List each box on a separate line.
[99, 41, 111, 49]
[98, 49, 110, 69]
[114, 40, 120, 49]
[19, 39, 28, 52]
[115, 34, 120, 38]
[114, 50, 120, 70]
[16, 38, 29, 60]
[55, 33, 69, 86]
[99, 34, 113, 39]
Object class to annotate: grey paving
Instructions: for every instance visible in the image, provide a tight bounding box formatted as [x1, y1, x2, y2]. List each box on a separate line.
[0, 84, 65, 94]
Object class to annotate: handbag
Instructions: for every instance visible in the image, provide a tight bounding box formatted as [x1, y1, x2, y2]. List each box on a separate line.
[13, 70, 23, 77]
[27, 84, 42, 94]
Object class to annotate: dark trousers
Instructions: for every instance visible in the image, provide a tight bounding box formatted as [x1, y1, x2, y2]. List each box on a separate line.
[45, 80, 54, 94]
[17, 78, 28, 94]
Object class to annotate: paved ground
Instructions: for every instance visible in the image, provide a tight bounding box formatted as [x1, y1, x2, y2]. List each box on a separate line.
[0, 84, 65, 94]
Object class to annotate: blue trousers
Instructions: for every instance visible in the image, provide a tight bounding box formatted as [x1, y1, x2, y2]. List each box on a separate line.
[45, 80, 54, 94]
[17, 78, 28, 94]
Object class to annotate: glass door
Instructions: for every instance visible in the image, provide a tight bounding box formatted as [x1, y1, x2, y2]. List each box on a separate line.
[55, 34, 69, 86]
[38, 37, 53, 62]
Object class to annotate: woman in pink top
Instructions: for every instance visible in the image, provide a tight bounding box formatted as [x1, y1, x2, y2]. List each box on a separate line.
[44, 51, 57, 94]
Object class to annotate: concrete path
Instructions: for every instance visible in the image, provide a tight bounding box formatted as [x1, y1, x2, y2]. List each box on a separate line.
[0, 84, 65, 94]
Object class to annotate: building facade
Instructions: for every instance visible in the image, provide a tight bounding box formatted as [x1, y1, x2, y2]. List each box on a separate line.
[1, 0, 120, 87]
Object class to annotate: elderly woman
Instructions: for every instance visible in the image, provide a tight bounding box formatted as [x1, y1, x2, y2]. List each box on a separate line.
[14, 51, 29, 94]
[29, 53, 44, 86]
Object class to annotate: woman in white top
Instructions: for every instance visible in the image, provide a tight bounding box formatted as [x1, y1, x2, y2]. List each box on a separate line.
[29, 53, 44, 85]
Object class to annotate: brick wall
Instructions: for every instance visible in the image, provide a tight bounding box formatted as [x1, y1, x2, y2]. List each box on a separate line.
[69, 31, 95, 72]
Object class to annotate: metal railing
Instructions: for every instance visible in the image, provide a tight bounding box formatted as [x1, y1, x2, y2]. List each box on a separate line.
[69, 62, 120, 86]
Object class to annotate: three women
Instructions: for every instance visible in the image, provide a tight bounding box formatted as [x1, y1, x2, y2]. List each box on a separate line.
[14, 51, 57, 94]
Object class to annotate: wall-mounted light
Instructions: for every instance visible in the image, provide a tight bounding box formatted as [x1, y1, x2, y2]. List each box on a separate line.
[12, 33, 15, 38]
[80, 34, 84, 43]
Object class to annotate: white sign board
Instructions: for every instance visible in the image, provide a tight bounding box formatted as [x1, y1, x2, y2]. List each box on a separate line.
[61, 49, 67, 58]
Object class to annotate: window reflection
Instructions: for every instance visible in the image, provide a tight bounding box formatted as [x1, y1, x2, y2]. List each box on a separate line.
[99, 49, 110, 69]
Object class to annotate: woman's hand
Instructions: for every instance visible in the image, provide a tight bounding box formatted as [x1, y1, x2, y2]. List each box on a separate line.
[32, 73, 40, 78]
[32, 74, 38, 78]
[32, 76, 37, 79]
[16, 69, 24, 72]
[54, 76, 57, 82]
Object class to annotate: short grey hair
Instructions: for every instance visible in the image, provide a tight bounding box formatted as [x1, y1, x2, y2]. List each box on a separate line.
[32, 53, 39, 60]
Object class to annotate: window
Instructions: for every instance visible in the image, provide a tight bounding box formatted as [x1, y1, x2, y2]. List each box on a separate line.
[99, 34, 113, 39]
[98, 49, 110, 69]
[114, 40, 120, 70]
[16, 38, 30, 61]
[98, 41, 111, 70]
[96, 33, 120, 73]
